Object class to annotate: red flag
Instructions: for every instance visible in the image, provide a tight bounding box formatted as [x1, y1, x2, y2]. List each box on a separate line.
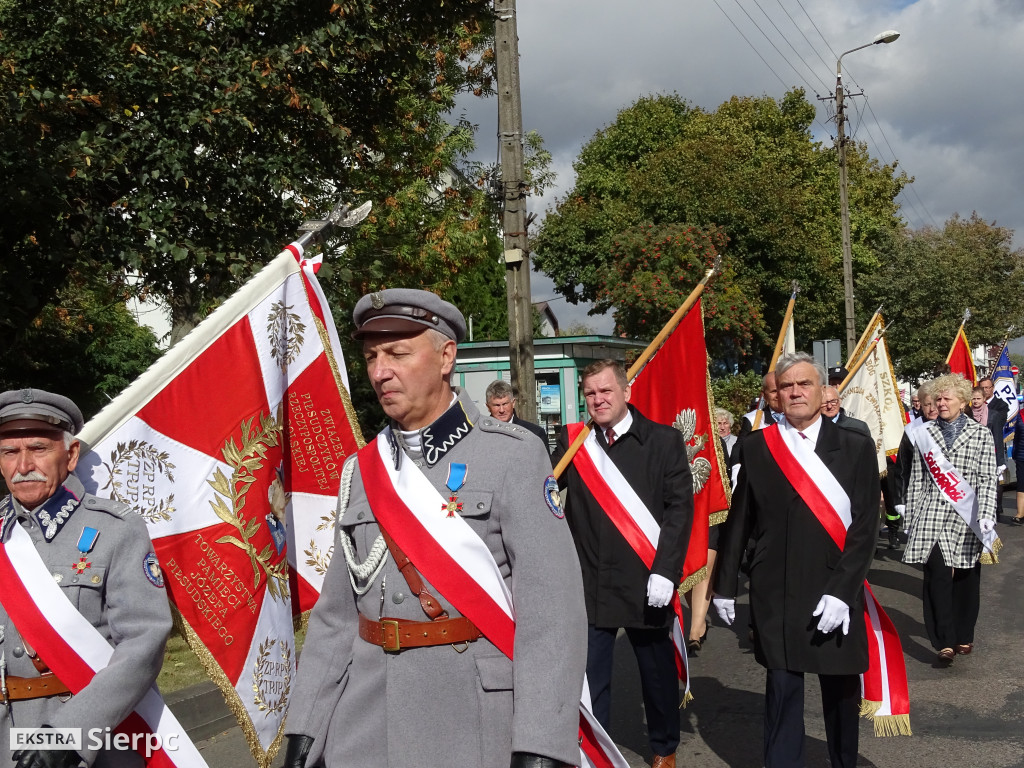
[946, 326, 977, 385]
[78, 244, 362, 767]
[629, 299, 730, 589]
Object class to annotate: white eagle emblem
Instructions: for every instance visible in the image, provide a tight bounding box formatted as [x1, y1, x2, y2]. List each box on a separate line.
[672, 409, 712, 495]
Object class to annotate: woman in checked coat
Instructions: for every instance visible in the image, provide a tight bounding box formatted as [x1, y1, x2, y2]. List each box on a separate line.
[902, 374, 998, 665]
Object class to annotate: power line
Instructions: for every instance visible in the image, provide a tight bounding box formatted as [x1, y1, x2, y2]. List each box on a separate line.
[748, 0, 832, 93]
[727, 0, 823, 96]
[774, 0, 834, 75]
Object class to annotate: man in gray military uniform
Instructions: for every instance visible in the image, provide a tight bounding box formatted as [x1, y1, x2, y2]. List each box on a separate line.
[0, 389, 172, 768]
[284, 289, 588, 768]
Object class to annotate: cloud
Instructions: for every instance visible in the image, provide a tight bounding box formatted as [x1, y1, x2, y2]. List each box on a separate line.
[456, 0, 1024, 331]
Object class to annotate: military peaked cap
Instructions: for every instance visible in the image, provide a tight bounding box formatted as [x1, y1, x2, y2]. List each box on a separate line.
[352, 288, 467, 342]
[0, 388, 85, 435]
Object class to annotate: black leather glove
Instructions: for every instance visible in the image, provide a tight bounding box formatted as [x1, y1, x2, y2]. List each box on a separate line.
[283, 735, 314, 768]
[510, 752, 568, 768]
[11, 747, 81, 768]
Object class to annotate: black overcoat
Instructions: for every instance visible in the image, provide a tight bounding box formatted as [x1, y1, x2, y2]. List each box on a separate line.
[554, 406, 694, 629]
[714, 417, 879, 674]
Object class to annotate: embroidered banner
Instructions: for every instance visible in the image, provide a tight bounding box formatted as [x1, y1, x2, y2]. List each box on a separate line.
[77, 244, 363, 767]
[629, 298, 730, 590]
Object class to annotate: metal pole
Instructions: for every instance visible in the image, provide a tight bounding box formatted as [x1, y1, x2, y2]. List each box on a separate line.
[836, 58, 857, 357]
[494, 0, 537, 421]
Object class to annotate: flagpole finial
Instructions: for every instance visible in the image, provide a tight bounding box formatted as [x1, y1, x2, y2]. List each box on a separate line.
[791, 280, 800, 296]
[962, 308, 972, 325]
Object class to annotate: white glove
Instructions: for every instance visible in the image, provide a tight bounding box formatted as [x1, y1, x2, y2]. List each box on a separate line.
[894, 504, 906, 517]
[979, 519, 995, 534]
[812, 594, 850, 635]
[646, 574, 674, 608]
[712, 597, 736, 625]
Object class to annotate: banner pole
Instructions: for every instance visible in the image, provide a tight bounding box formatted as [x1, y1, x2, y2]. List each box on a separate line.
[552, 260, 720, 480]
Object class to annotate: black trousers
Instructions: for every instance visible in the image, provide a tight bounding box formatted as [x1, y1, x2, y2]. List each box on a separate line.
[922, 545, 981, 649]
[764, 668, 860, 768]
[587, 625, 680, 757]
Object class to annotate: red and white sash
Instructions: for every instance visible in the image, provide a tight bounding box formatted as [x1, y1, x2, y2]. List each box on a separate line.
[0, 524, 207, 768]
[566, 423, 692, 703]
[357, 433, 627, 768]
[762, 423, 911, 736]
[906, 419, 998, 555]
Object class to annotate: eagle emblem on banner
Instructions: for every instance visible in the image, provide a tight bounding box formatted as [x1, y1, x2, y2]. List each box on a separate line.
[673, 409, 712, 494]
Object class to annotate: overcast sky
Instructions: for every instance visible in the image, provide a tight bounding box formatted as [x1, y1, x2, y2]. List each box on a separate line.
[456, 0, 1024, 334]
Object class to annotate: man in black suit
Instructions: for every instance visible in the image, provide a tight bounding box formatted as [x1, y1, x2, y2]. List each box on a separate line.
[713, 352, 879, 768]
[484, 379, 548, 448]
[554, 360, 693, 768]
[979, 376, 1008, 515]
[820, 385, 871, 438]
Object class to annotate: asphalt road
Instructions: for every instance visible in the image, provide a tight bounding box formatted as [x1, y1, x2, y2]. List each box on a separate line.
[195, 499, 1024, 767]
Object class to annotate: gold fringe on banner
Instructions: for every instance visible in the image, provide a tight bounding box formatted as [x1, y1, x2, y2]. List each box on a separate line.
[708, 510, 728, 526]
[678, 689, 695, 709]
[980, 536, 1003, 565]
[678, 565, 708, 594]
[859, 700, 913, 736]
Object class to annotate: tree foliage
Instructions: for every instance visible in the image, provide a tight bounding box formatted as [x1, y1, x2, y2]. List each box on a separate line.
[534, 91, 909, 365]
[0, 0, 498, 343]
[859, 213, 1024, 380]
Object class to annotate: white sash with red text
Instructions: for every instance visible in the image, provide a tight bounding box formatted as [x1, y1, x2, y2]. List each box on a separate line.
[762, 423, 911, 736]
[358, 433, 627, 768]
[906, 419, 997, 555]
[567, 423, 692, 703]
[0, 524, 207, 768]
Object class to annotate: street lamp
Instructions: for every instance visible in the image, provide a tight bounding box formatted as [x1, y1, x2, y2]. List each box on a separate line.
[836, 30, 900, 356]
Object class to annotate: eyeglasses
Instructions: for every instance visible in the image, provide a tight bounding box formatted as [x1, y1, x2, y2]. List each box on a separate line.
[822, 400, 840, 407]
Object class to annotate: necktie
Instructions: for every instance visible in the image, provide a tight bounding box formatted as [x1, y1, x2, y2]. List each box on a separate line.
[606, 428, 616, 446]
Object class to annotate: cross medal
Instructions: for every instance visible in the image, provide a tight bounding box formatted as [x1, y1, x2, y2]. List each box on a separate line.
[443, 463, 468, 518]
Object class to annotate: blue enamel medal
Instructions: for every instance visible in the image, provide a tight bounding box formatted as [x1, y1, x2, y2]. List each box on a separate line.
[443, 463, 468, 518]
[73, 526, 99, 573]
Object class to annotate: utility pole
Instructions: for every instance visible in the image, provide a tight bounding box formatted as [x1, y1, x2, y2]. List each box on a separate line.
[494, 0, 537, 422]
[835, 74, 858, 356]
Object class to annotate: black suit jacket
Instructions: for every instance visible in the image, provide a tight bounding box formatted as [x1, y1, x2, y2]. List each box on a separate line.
[985, 398, 1008, 466]
[835, 409, 871, 438]
[714, 417, 879, 675]
[554, 406, 694, 629]
[511, 414, 548, 448]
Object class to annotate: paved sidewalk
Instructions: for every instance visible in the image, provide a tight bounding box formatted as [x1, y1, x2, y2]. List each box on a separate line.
[193, 498, 1024, 767]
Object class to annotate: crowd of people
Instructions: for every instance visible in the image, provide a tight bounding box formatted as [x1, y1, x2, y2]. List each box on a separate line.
[0, 285, 1013, 768]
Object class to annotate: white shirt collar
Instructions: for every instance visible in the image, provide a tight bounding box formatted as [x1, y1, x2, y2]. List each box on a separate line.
[782, 413, 823, 446]
[606, 410, 634, 441]
[986, 395, 995, 405]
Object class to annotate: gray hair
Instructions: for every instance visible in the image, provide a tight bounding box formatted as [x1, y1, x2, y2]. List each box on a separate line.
[485, 379, 514, 402]
[714, 407, 734, 428]
[63, 431, 77, 450]
[775, 352, 826, 388]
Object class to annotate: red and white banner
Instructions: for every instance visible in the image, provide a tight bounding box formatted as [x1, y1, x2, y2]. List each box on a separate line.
[566, 423, 692, 705]
[358, 434, 628, 768]
[762, 424, 911, 736]
[946, 325, 977, 385]
[77, 244, 363, 767]
[629, 299, 730, 590]
[0, 524, 206, 768]
[841, 315, 907, 473]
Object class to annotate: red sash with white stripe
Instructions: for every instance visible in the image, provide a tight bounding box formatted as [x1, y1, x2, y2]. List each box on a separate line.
[761, 423, 911, 736]
[357, 433, 626, 768]
[566, 423, 692, 702]
[0, 524, 207, 767]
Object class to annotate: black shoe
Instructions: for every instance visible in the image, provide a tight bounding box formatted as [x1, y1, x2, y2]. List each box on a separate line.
[887, 529, 900, 549]
[1012, 517, 1024, 526]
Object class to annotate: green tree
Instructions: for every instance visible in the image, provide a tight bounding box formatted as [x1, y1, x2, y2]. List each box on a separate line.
[534, 90, 908, 363]
[711, 370, 763, 422]
[0, 268, 161, 418]
[859, 213, 1024, 380]
[0, 0, 497, 343]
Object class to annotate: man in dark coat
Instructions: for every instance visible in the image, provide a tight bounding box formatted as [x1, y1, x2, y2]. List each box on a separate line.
[553, 359, 693, 768]
[979, 376, 1008, 513]
[821, 385, 871, 438]
[713, 353, 879, 768]
[484, 379, 548, 448]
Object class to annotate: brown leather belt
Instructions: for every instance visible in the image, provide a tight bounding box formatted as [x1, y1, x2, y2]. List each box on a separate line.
[1, 674, 72, 703]
[359, 613, 482, 652]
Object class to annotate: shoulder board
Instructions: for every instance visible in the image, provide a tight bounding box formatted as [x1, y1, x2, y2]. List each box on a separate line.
[82, 494, 132, 519]
[477, 417, 528, 440]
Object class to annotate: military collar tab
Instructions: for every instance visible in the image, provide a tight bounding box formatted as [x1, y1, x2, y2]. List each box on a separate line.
[34, 483, 82, 541]
[0, 495, 13, 540]
[420, 401, 474, 467]
[384, 427, 402, 470]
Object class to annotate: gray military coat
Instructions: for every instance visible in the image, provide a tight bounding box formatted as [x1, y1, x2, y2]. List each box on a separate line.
[0, 474, 172, 767]
[286, 390, 587, 768]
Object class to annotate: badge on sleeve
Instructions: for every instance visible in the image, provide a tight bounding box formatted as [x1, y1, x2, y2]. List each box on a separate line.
[543, 476, 564, 519]
[143, 552, 165, 588]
